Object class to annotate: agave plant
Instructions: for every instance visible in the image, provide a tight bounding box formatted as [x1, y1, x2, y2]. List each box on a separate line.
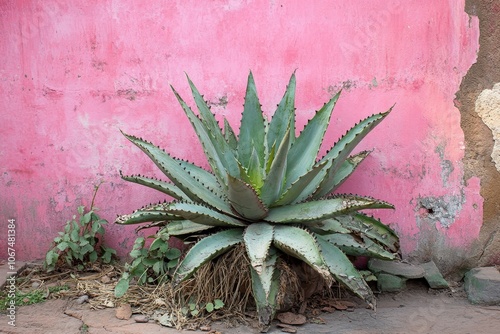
[116, 72, 399, 331]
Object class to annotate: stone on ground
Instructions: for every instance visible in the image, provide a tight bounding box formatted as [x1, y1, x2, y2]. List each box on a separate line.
[368, 259, 425, 279]
[116, 303, 133, 320]
[421, 261, 449, 289]
[377, 273, 407, 292]
[464, 266, 500, 305]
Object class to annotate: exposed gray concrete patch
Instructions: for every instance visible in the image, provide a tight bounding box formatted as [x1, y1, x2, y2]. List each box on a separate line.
[417, 195, 463, 228]
[475, 82, 500, 172]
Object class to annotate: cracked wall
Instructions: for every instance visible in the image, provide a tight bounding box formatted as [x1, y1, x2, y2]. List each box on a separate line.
[457, 0, 500, 268]
[475, 83, 500, 172]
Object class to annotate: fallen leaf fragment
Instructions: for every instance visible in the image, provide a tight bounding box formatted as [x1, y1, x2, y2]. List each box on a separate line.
[277, 312, 307, 325]
[321, 306, 336, 313]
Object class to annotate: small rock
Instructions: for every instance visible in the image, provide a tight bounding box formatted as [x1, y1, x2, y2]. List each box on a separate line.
[377, 273, 407, 292]
[422, 261, 449, 289]
[368, 259, 425, 279]
[76, 295, 89, 304]
[464, 267, 500, 305]
[321, 306, 336, 313]
[100, 275, 111, 284]
[200, 325, 211, 331]
[116, 304, 132, 320]
[134, 315, 149, 323]
[31, 281, 41, 288]
[277, 312, 307, 325]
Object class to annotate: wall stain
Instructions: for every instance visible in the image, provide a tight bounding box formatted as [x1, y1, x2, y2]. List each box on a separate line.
[435, 144, 454, 187]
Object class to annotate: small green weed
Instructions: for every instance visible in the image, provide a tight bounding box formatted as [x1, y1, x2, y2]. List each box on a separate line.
[80, 323, 89, 334]
[44, 182, 117, 272]
[181, 297, 224, 317]
[114, 229, 182, 297]
[0, 285, 69, 310]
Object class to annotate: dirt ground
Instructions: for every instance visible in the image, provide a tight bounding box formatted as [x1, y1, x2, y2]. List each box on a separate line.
[1, 281, 500, 334]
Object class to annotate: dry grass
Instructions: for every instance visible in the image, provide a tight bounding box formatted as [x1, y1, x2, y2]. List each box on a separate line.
[11, 248, 345, 330]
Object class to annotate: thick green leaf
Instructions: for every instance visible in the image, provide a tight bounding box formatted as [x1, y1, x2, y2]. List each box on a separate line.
[314, 110, 391, 198]
[272, 160, 328, 206]
[177, 160, 226, 199]
[238, 72, 266, 170]
[186, 76, 240, 176]
[120, 173, 190, 201]
[273, 225, 332, 283]
[322, 233, 396, 260]
[335, 213, 399, 251]
[266, 195, 394, 224]
[223, 118, 238, 150]
[122, 133, 231, 213]
[244, 222, 274, 274]
[247, 148, 264, 191]
[328, 150, 371, 193]
[307, 218, 351, 234]
[171, 87, 240, 185]
[227, 175, 268, 220]
[161, 220, 214, 236]
[166, 201, 246, 227]
[285, 91, 341, 189]
[265, 143, 276, 174]
[267, 72, 296, 155]
[316, 235, 375, 308]
[250, 249, 280, 331]
[260, 128, 291, 206]
[114, 275, 130, 298]
[115, 210, 181, 225]
[186, 75, 225, 140]
[173, 228, 244, 283]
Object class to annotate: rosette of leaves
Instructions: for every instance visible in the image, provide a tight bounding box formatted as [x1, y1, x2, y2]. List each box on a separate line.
[116, 72, 399, 331]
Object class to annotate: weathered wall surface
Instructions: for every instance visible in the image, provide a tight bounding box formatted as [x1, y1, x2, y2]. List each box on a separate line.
[0, 1, 486, 277]
[457, 0, 500, 268]
[475, 84, 500, 172]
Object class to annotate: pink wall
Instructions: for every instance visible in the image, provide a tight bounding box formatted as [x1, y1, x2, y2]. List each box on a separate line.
[0, 1, 481, 274]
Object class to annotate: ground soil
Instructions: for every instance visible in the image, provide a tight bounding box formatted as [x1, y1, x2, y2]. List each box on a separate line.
[1, 281, 499, 334]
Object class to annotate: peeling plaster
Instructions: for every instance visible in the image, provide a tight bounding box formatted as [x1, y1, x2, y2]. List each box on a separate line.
[417, 195, 464, 228]
[475, 82, 500, 172]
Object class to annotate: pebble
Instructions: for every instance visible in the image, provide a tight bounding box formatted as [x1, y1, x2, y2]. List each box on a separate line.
[100, 275, 111, 284]
[115, 304, 132, 320]
[76, 295, 89, 304]
[134, 315, 149, 323]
